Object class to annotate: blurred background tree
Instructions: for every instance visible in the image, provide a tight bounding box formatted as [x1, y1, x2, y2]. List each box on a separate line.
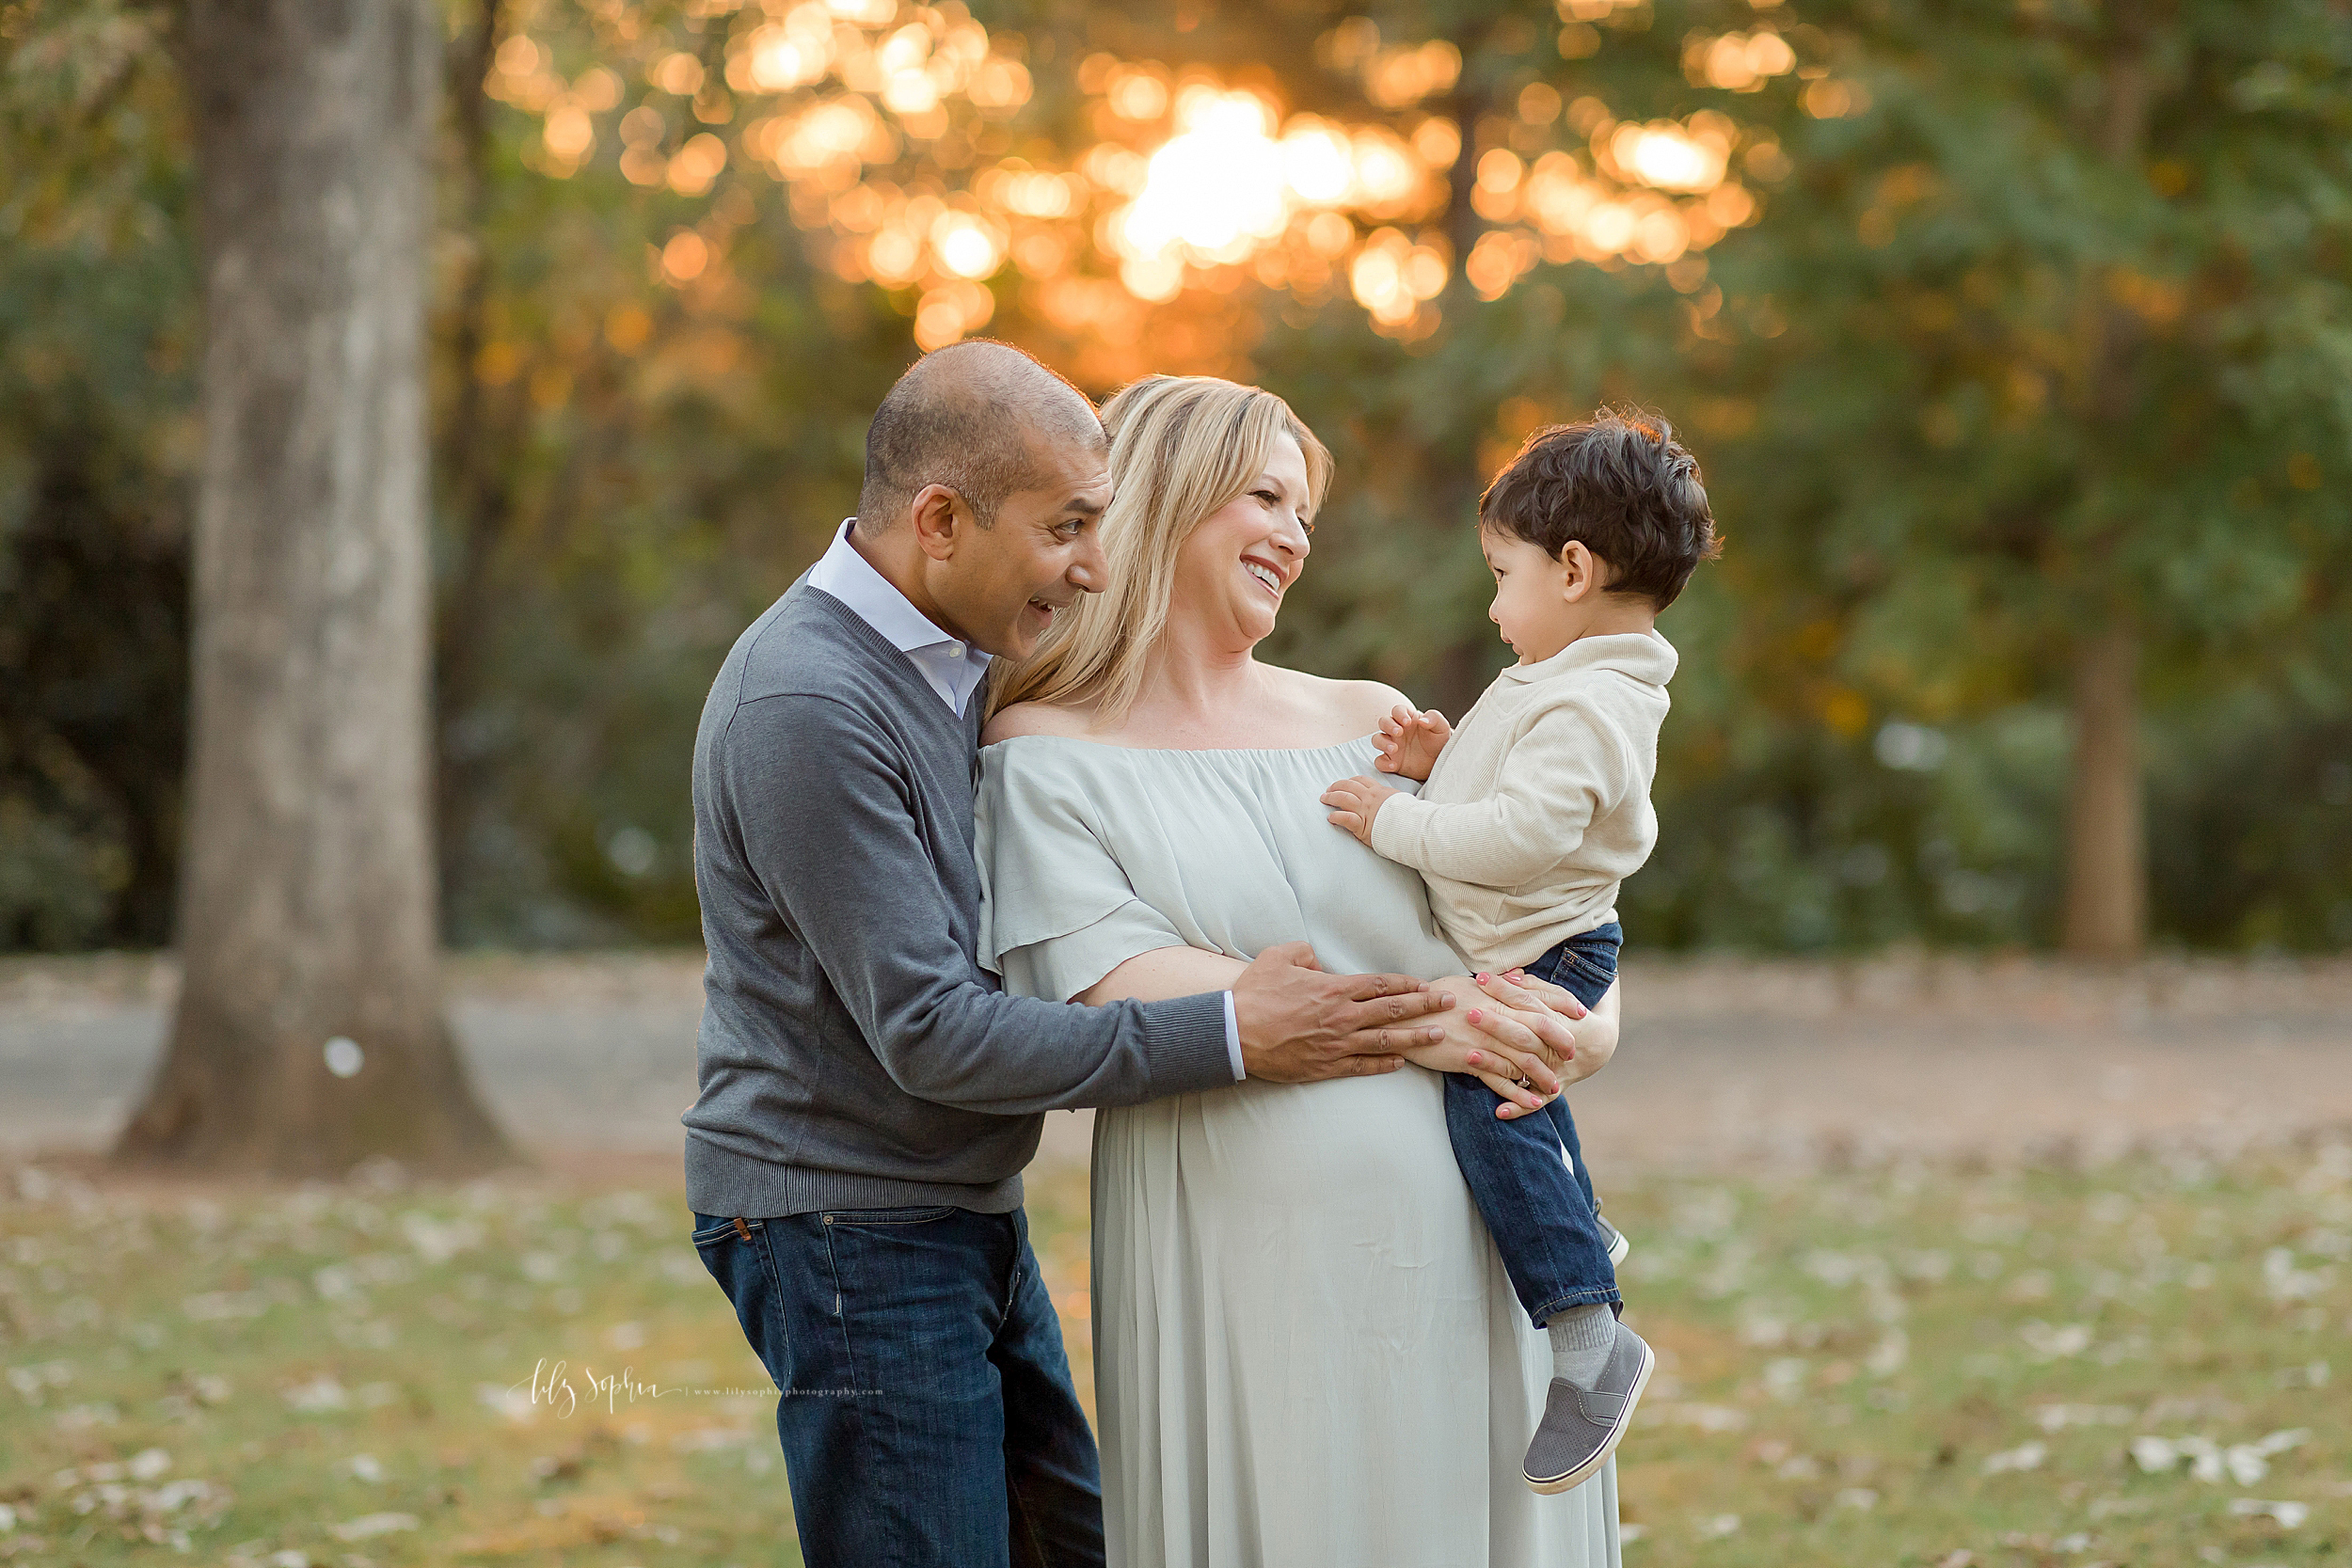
[1663, 0, 2352, 960]
[110, 0, 516, 1176]
[2, 0, 2347, 973]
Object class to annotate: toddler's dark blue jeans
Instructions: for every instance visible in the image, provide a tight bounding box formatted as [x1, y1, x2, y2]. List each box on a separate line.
[1442, 921, 1622, 1328]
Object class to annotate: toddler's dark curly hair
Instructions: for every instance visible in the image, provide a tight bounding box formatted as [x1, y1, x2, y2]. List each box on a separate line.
[1478, 406, 1720, 610]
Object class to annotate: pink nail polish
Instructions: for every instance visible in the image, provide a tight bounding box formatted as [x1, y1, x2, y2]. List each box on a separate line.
[1467, 1009, 1482, 1022]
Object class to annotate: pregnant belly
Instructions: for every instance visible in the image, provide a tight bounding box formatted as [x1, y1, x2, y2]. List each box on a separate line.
[1096, 1068, 1497, 1343]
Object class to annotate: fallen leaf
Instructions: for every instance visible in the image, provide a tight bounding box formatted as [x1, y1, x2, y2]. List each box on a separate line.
[326, 1513, 420, 1542]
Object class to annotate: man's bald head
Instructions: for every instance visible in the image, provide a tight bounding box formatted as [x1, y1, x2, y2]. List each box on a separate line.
[855, 340, 1105, 533]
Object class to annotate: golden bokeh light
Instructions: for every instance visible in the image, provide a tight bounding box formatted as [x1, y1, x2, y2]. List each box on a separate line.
[1106, 67, 1171, 123]
[660, 230, 709, 284]
[651, 52, 706, 98]
[1804, 78, 1872, 119]
[1348, 227, 1449, 328]
[493, 0, 1784, 352]
[932, 211, 1004, 278]
[1607, 117, 1733, 194]
[576, 67, 624, 112]
[914, 278, 995, 349]
[1279, 120, 1356, 206]
[668, 133, 728, 197]
[1117, 90, 1289, 258]
[1086, 81, 1471, 330]
[1687, 30, 1797, 92]
[1361, 40, 1462, 110]
[543, 103, 595, 164]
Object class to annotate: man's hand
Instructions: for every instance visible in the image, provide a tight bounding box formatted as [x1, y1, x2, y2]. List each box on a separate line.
[1372, 703, 1452, 783]
[1321, 775, 1404, 846]
[1231, 941, 1454, 1083]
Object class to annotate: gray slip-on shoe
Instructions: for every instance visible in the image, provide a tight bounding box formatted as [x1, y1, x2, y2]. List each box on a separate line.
[1524, 1320, 1654, 1495]
[1600, 1216, 1630, 1268]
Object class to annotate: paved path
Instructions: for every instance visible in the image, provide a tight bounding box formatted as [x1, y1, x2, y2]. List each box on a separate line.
[1570, 957, 2352, 1170]
[5, 953, 2347, 1177]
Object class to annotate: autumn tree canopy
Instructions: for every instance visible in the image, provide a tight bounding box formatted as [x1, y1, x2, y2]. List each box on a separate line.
[2, 0, 2347, 960]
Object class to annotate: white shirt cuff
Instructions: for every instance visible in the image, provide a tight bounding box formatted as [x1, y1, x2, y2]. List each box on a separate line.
[1221, 990, 1245, 1081]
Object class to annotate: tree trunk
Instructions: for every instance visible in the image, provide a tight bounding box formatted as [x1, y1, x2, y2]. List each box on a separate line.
[2060, 616, 2145, 961]
[114, 0, 518, 1178]
[2058, 0, 2155, 961]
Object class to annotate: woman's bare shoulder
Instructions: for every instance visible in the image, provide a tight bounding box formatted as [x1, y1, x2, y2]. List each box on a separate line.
[1264, 666, 1414, 740]
[981, 699, 1098, 747]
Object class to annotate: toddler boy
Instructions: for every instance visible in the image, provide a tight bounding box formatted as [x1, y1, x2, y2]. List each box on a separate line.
[1321, 408, 1718, 1495]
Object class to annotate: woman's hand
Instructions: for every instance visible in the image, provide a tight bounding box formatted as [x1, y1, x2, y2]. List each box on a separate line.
[1398, 974, 1572, 1113]
[1402, 972, 1618, 1117]
[1489, 969, 1619, 1085]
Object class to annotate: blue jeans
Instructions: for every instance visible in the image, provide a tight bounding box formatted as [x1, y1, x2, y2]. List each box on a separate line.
[691, 1204, 1103, 1568]
[1442, 922, 1622, 1328]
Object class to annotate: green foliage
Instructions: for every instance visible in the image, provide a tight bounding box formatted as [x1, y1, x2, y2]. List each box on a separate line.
[0, 0, 193, 949]
[1263, 0, 2352, 952]
[1673, 0, 2352, 949]
[1, 0, 2347, 951]
[1693, 0, 2352, 659]
[428, 93, 911, 942]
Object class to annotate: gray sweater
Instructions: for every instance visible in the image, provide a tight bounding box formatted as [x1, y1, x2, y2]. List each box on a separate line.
[681, 579, 1234, 1217]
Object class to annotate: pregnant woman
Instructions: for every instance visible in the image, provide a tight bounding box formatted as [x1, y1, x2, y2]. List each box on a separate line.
[975, 374, 1626, 1566]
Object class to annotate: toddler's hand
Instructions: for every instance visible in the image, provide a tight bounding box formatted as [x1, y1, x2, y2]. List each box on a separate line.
[1321, 774, 1401, 846]
[1372, 703, 1452, 783]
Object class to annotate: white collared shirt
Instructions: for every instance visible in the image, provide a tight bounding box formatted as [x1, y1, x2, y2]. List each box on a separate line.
[805, 519, 995, 718]
[804, 517, 1244, 1080]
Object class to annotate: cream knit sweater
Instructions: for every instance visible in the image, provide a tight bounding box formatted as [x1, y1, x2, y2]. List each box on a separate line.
[1369, 628, 1677, 973]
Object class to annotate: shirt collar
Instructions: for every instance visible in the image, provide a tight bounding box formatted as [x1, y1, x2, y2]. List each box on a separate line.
[806, 519, 986, 663]
[1498, 626, 1677, 687]
[805, 519, 994, 715]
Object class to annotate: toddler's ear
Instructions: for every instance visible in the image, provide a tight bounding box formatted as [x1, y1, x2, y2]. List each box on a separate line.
[1557, 540, 1606, 600]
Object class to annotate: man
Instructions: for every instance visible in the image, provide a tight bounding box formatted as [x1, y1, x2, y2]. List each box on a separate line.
[683, 341, 1461, 1567]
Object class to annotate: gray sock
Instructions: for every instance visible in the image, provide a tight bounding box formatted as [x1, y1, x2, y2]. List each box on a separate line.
[1547, 1303, 1615, 1388]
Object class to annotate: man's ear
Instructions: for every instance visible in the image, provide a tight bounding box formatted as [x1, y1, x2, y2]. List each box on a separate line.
[908, 483, 969, 562]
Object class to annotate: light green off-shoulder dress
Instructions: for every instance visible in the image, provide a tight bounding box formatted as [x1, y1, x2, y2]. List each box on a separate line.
[976, 732, 1622, 1568]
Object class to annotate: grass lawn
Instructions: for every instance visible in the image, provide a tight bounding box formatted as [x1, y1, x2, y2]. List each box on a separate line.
[0, 1140, 2344, 1567]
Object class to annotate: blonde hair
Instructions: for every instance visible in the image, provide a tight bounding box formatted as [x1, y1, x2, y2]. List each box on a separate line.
[988, 374, 1332, 724]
